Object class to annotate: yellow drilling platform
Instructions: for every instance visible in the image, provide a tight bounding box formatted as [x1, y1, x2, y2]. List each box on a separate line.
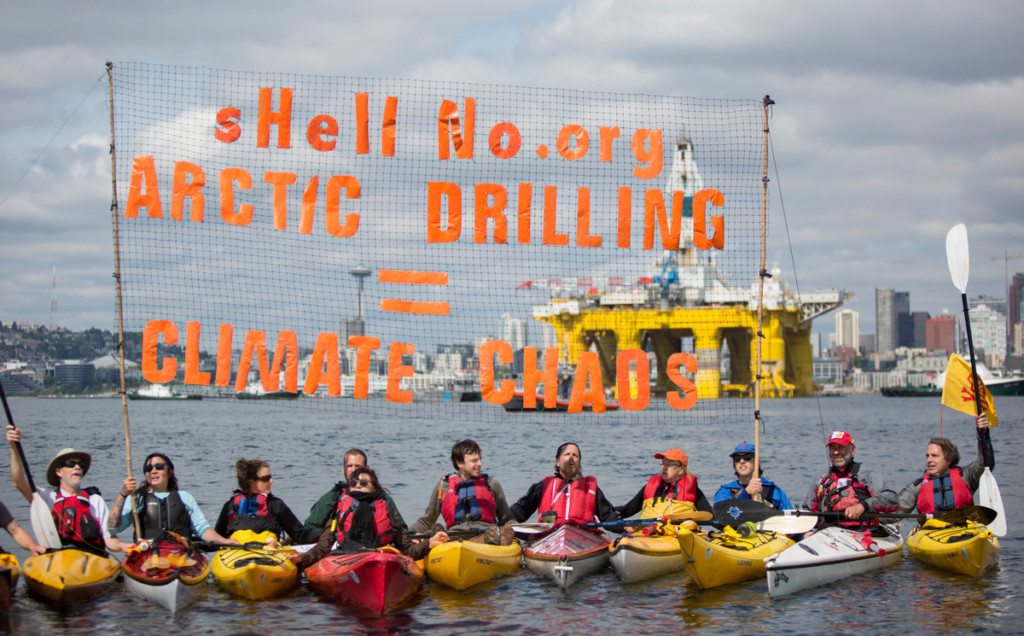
[525, 137, 849, 399]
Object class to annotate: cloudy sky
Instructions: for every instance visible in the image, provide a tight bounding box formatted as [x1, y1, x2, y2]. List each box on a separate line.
[2, 0, 1023, 342]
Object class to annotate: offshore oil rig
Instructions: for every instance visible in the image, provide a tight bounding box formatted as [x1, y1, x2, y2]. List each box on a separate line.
[527, 137, 849, 398]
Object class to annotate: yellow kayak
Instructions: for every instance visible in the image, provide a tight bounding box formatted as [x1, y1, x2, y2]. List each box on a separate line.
[678, 525, 794, 589]
[608, 522, 694, 583]
[211, 530, 298, 600]
[907, 519, 1000, 577]
[425, 539, 522, 590]
[1, 553, 21, 613]
[23, 548, 120, 606]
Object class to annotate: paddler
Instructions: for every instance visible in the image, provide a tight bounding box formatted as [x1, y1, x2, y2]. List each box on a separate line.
[510, 442, 620, 525]
[713, 442, 793, 509]
[303, 448, 407, 532]
[618, 448, 712, 519]
[291, 467, 445, 569]
[6, 425, 125, 554]
[108, 452, 236, 545]
[897, 413, 992, 514]
[803, 431, 898, 523]
[0, 498, 44, 555]
[409, 439, 516, 545]
[214, 458, 321, 544]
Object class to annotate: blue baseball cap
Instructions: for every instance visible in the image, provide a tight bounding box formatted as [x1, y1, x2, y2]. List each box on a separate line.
[729, 442, 756, 457]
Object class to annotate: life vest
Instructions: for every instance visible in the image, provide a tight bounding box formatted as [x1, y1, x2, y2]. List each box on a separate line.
[51, 487, 105, 554]
[333, 495, 393, 548]
[812, 462, 891, 527]
[537, 475, 598, 525]
[440, 474, 496, 526]
[725, 482, 782, 509]
[225, 491, 281, 535]
[916, 467, 973, 514]
[139, 490, 193, 540]
[640, 474, 698, 517]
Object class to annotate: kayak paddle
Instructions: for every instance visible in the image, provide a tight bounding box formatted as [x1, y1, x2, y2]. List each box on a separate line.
[0, 378, 61, 549]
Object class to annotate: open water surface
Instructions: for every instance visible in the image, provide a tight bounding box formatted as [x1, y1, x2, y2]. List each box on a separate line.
[1, 395, 1020, 634]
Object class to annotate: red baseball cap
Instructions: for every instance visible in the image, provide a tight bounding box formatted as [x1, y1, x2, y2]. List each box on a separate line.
[826, 431, 854, 447]
[654, 448, 688, 466]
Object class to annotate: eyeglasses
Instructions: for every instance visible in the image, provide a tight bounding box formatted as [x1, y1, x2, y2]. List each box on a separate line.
[733, 454, 755, 462]
[255, 474, 273, 482]
[144, 462, 168, 472]
[348, 477, 372, 488]
[660, 462, 683, 469]
[62, 459, 86, 469]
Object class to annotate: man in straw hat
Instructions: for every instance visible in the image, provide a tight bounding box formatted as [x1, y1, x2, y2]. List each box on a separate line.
[7, 425, 124, 554]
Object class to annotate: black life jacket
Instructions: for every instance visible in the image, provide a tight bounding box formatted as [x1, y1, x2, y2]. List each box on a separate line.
[138, 490, 193, 541]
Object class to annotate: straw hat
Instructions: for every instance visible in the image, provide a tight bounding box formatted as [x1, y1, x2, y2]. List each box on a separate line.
[46, 448, 92, 487]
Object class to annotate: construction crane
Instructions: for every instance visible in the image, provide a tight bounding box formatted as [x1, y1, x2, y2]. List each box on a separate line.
[991, 252, 1024, 355]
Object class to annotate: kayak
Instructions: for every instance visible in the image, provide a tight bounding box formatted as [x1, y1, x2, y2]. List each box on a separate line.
[678, 524, 795, 589]
[425, 539, 522, 590]
[23, 548, 120, 606]
[306, 548, 424, 614]
[907, 518, 1000, 577]
[0, 553, 19, 614]
[122, 538, 210, 613]
[211, 530, 299, 600]
[765, 524, 903, 597]
[608, 532, 686, 584]
[523, 523, 609, 590]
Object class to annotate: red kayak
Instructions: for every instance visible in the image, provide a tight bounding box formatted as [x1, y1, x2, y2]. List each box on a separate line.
[305, 548, 423, 614]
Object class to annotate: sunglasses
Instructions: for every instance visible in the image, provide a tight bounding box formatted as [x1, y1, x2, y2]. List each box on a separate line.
[62, 459, 86, 469]
[348, 477, 372, 488]
[733, 454, 755, 462]
[144, 462, 168, 472]
[255, 474, 273, 482]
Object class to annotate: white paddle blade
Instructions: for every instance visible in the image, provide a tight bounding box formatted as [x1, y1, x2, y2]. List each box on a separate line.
[30, 492, 62, 549]
[974, 467, 1006, 537]
[945, 223, 970, 294]
[757, 514, 816, 535]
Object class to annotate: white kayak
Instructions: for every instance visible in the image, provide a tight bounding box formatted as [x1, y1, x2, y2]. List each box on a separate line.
[765, 524, 902, 597]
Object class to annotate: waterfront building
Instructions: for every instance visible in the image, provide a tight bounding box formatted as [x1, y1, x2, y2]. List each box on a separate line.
[875, 288, 896, 353]
[926, 317, 955, 353]
[834, 309, 859, 351]
[969, 303, 1006, 366]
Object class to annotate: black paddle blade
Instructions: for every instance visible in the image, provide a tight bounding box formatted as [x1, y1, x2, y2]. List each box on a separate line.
[937, 505, 997, 526]
[713, 499, 778, 525]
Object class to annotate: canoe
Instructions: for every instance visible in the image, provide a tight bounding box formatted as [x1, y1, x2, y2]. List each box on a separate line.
[0, 553, 20, 614]
[211, 530, 299, 600]
[122, 538, 210, 613]
[425, 539, 522, 590]
[765, 523, 903, 597]
[907, 518, 1000, 577]
[523, 523, 610, 590]
[306, 548, 424, 614]
[677, 525, 794, 589]
[23, 548, 120, 606]
[608, 532, 686, 584]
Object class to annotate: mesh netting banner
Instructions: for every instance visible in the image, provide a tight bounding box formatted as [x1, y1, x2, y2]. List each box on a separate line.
[110, 62, 767, 424]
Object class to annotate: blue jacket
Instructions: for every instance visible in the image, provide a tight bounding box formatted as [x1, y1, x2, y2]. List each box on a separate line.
[713, 477, 792, 510]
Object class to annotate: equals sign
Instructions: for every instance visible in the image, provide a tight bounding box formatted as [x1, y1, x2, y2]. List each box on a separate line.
[378, 269, 450, 315]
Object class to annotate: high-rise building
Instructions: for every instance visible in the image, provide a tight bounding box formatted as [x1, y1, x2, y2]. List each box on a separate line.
[1010, 272, 1024, 355]
[895, 291, 913, 347]
[926, 317, 955, 353]
[875, 288, 895, 353]
[501, 314, 528, 351]
[969, 303, 1006, 362]
[911, 311, 930, 348]
[834, 309, 859, 351]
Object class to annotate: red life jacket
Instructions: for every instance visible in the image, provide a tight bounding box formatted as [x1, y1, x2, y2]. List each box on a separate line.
[225, 491, 281, 535]
[440, 474, 496, 526]
[812, 463, 889, 527]
[642, 474, 698, 503]
[917, 467, 973, 513]
[334, 495, 394, 547]
[51, 488, 105, 554]
[537, 475, 598, 525]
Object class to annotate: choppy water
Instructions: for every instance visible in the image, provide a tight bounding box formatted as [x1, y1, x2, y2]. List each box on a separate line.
[1, 395, 1020, 634]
